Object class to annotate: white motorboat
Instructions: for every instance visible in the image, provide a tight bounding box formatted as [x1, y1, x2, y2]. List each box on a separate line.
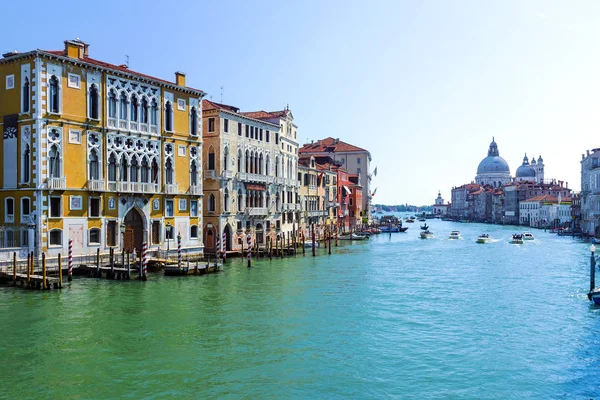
[510, 234, 524, 244]
[338, 233, 369, 241]
[449, 231, 461, 239]
[523, 232, 535, 241]
[420, 230, 435, 239]
[476, 234, 491, 244]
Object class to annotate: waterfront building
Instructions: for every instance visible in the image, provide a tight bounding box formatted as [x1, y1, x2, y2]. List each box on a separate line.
[580, 148, 600, 237]
[0, 39, 205, 259]
[475, 138, 512, 188]
[519, 197, 542, 227]
[450, 183, 480, 219]
[572, 193, 581, 231]
[504, 180, 572, 225]
[299, 137, 372, 223]
[432, 191, 450, 216]
[521, 195, 572, 228]
[471, 186, 504, 223]
[201, 100, 300, 252]
[297, 156, 337, 238]
[515, 154, 545, 183]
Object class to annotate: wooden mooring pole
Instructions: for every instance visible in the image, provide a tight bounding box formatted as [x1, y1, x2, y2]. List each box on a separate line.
[58, 253, 62, 289]
[312, 224, 316, 257]
[12, 252, 17, 284]
[42, 252, 47, 290]
[96, 248, 101, 278]
[26, 253, 31, 287]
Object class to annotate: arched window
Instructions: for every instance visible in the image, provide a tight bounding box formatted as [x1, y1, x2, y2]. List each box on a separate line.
[108, 153, 117, 182]
[165, 159, 173, 184]
[165, 101, 173, 131]
[141, 158, 149, 183]
[151, 159, 159, 183]
[22, 144, 30, 183]
[150, 99, 158, 125]
[208, 193, 216, 212]
[130, 157, 139, 182]
[22, 77, 29, 113]
[49, 75, 59, 113]
[245, 150, 249, 173]
[190, 106, 198, 136]
[89, 84, 99, 119]
[275, 156, 279, 177]
[259, 154, 264, 175]
[119, 92, 128, 120]
[190, 161, 198, 185]
[237, 149, 242, 173]
[266, 194, 270, 210]
[208, 147, 215, 170]
[89, 150, 99, 180]
[190, 225, 198, 239]
[21, 197, 30, 219]
[120, 156, 128, 181]
[224, 188, 229, 212]
[223, 147, 229, 171]
[130, 95, 138, 122]
[141, 97, 148, 123]
[108, 90, 117, 118]
[237, 189, 243, 212]
[266, 155, 270, 176]
[48, 144, 60, 178]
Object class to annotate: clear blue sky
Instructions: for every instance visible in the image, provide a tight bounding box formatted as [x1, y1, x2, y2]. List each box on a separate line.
[4, 0, 599, 205]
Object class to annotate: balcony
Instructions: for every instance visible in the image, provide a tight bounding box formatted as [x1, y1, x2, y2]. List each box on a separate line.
[276, 177, 285, 185]
[139, 123, 148, 133]
[189, 185, 202, 195]
[107, 117, 117, 128]
[87, 179, 104, 191]
[236, 172, 247, 181]
[204, 170, 217, 180]
[309, 185, 317, 191]
[247, 173, 267, 183]
[47, 177, 66, 190]
[247, 207, 268, 216]
[142, 183, 159, 193]
[222, 170, 234, 180]
[306, 210, 329, 217]
[119, 120, 128, 130]
[129, 122, 138, 131]
[164, 184, 178, 194]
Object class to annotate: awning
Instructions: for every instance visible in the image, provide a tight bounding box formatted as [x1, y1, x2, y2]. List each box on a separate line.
[246, 184, 266, 191]
[343, 185, 351, 195]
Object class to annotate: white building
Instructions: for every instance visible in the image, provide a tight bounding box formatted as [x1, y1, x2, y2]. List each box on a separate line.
[432, 191, 449, 216]
[581, 148, 600, 237]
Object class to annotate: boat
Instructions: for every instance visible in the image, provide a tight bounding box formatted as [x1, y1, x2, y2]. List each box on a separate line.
[399, 227, 409, 232]
[420, 230, 435, 239]
[510, 234, 524, 244]
[589, 288, 600, 305]
[476, 234, 491, 244]
[523, 232, 535, 241]
[449, 231, 461, 239]
[304, 241, 319, 248]
[405, 219, 415, 223]
[420, 223, 429, 230]
[418, 218, 426, 222]
[338, 233, 369, 241]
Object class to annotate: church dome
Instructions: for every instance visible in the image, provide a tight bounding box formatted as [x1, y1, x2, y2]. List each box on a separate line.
[476, 138, 510, 174]
[515, 154, 536, 178]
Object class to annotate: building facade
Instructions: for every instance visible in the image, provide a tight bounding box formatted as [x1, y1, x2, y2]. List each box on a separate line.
[0, 39, 205, 260]
[581, 148, 600, 237]
[432, 191, 449, 216]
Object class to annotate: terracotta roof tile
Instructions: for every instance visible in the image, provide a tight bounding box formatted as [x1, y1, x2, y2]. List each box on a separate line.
[202, 99, 240, 113]
[299, 137, 367, 154]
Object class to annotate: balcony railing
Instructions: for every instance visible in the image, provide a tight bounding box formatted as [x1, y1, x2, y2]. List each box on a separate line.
[107, 118, 117, 128]
[119, 120, 128, 130]
[276, 177, 285, 185]
[142, 183, 159, 193]
[47, 177, 66, 190]
[150, 125, 158, 134]
[204, 170, 217, 180]
[87, 179, 104, 191]
[189, 185, 202, 195]
[247, 173, 267, 183]
[164, 184, 178, 194]
[236, 172, 247, 181]
[139, 123, 148, 133]
[309, 184, 317, 191]
[306, 210, 328, 217]
[222, 170, 234, 180]
[247, 207, 268, 216]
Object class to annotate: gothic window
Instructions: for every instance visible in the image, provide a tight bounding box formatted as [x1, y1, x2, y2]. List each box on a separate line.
[208, 193, 216, 212]
[141, 98, 148, 123]
[165, 101, 173, 132]
[141, 158, 149, 183]
[130, 157, 138, 182]
[108, 90, 117, 118]
[266, 155, 270, 176]
[119, 92, 128, 120]
[120, 156, 128, 181]
[224, 188, 229, 212]
[237, 149, 242, 173]
[108, 153, 117, 182]
[190, 160, 198, 186]
[89, 84, 99, 119]
[275, 156, 279, 177]
[48, 144, 60, 178]
[237, 189, 243, 212]
[223, 147, 229, 171]
[22, 144, 30, 183]
[49, 75, 60, 113]
[89, 150, 100, 180]
[22, 77, 29, 113]
[150, 99, 158, 125]
[151, 159, 159, 183]
[245, 150, 249, 172]
[190, 106, 198, 136]
[130, 95, 139, 122]
[165, 158, 173, 184]
[259, 154, 263, 175]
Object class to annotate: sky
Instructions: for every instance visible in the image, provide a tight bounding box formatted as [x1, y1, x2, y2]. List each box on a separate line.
[3, 0, 599, 205]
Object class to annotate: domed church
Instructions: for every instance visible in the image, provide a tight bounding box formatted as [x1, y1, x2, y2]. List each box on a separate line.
[475, 138, 512, 187]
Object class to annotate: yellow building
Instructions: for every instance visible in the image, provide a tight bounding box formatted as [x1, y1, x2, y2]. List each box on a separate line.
[0, 39, 206, 259]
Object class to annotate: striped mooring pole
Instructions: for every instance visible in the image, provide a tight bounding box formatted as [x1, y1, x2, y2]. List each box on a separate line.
[247, 235, 252, 268]
[222, 232, 227, 263]
[68, 239, 73, 282]
[216, 237, 220, 261]
[177, 232, 182, 269]
[142, 240, 148, 281]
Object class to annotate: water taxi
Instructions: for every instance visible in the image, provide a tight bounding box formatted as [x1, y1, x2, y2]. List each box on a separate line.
[449, 231, 461, 239]
[420, 230, 435, 239]
[510, 234, 524, 244]
[523, 232, 535, 241]
[476, 234, 491, 244]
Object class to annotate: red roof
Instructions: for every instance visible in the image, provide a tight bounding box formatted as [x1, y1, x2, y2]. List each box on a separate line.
[299, 137, 367, 154]
[523, 195, 572, 203]
[202, 99, 240, 113]
[42, 50, 204, 93]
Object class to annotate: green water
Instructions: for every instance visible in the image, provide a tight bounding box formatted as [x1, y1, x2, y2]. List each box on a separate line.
[0, 221, 599, 399]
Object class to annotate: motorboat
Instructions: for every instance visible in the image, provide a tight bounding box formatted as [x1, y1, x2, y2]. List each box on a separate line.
[523, 232, 535, 241]
[303, 241, 319, 248]
[399, 227, 409, 232]
[449, 231, 461, 239]
[510, 234, 524, 244]
[418, 217, 426, 222]
[476, 234, 491, 244]
[420, 230, 435, 239]
[338, 233, 369, 241]
[405, 219, 415, 223]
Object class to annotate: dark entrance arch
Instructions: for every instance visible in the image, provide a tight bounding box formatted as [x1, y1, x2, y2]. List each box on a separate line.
[124, 207, 144, 253]
[204, 227, 215, 251]
[223, 224, 233, 251]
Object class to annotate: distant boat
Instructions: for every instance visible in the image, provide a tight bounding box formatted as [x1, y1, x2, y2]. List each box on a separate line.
[523, 232, 535, 241]
[420, 223, 429, 230]
[405, 219, 415, 223]
[338, 233, 368, 241]
[476, 234, 491, 244]
[418, 217, 426, 222]
[420, 230, 435, 239]
[449, 231, 461, 239]
[510, 234, 524, 244]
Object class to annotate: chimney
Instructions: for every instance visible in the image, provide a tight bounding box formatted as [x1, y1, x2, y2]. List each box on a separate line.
[566, 182, 568, 189]
[587, 150, 591, 156]
[64, 38, 88, 59]
[175, 71, 186, 87]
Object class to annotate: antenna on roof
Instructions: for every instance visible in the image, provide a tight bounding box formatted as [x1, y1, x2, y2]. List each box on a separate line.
[125, 55, 129, 68]
[220, 86, 223, 103]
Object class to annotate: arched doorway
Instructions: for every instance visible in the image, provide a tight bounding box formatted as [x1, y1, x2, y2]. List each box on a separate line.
[124, 207, 144, 253]
[224, 224, 233, 251]
[204, 227, 215, 251]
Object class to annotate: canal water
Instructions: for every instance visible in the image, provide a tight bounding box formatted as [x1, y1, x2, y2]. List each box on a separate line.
[0, 220, 598, 399]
